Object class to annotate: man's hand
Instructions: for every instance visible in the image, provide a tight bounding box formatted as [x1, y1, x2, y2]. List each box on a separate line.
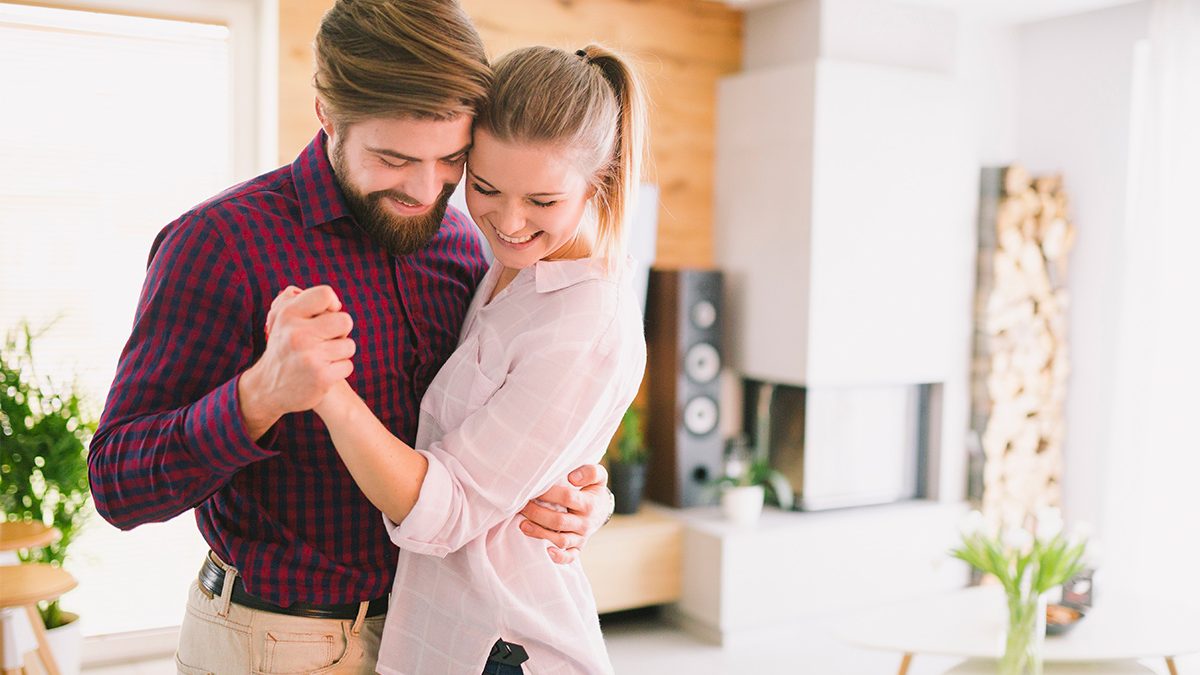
[519, 463, 614, 565]
[238, 285, 356, 440]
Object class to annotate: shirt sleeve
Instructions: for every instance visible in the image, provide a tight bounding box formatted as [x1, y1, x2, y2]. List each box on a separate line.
[385, 329, 631, 558]
[88, 211, 277, 530]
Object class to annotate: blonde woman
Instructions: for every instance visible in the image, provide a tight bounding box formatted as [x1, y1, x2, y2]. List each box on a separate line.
[270, 45, 648, 674]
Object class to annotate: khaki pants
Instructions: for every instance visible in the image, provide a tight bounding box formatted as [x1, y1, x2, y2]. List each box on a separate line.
[175, 557, 385, 675]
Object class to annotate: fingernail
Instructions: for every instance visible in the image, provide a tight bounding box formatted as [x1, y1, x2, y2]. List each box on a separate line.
[520, 522, 532, 531]
[570, 470, 583, 482]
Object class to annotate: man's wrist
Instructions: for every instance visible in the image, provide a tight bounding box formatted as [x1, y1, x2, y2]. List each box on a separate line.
[237, 364, 282, 442]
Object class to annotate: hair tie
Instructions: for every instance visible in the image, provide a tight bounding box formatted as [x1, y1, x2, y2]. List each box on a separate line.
[575, 49, 589, 61]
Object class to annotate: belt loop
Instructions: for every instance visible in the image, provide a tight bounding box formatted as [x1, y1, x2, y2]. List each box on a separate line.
[217, 563, 238, 618]
[350, 601, 369, 636]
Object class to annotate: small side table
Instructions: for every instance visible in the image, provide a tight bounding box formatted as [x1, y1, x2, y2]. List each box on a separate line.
[0, 521, 77, 675]
[838, 585, 1200, 675]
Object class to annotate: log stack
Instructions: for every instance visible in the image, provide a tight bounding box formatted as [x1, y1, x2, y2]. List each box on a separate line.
[971, 165, 1076, 532]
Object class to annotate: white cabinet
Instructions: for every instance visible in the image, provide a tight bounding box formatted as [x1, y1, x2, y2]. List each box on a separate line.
[715, 59, 975, 387]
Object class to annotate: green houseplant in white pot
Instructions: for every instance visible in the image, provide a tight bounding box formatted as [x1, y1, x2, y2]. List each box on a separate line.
[716, 435, 794, 526]
[608, 406, 648, 515]
[0, 323, 96, 675]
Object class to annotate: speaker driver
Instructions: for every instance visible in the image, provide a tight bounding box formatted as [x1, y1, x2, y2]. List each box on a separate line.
[682, 396, 719, 436]
[684, 342, 721, 384]
[691, 299, 717, 329]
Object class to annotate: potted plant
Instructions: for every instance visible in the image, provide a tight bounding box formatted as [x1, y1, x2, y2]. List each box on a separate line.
[716, 435, 794, 526]
[0, 323, 96, 675]
[607, 406, 648, 515]
[951, 508, 1087, 675]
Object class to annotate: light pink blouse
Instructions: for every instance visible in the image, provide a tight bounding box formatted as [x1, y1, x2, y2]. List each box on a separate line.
[377, 257, 646, 675]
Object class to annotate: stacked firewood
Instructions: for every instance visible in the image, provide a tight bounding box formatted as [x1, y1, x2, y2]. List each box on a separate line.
[973, 165, 1076, 532]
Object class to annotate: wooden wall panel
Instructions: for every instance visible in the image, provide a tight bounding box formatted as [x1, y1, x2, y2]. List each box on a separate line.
[277, 0, 743, 269]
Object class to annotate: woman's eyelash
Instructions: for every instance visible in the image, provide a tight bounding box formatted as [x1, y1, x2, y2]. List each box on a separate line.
[471, 182, 556, 208]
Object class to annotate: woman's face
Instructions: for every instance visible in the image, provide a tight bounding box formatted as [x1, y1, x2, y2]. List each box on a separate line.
[465, 128, 594, 270]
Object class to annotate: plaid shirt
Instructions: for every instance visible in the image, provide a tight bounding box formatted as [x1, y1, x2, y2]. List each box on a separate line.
[89, 131, 488, 607]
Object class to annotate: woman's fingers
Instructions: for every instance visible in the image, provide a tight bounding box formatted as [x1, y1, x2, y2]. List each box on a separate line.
[520, 501, 586, 535]
[519, 516, 584, 551]
[546, 546, 579, 565]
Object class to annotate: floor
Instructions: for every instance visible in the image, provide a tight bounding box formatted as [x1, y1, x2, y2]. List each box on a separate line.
[78, 607, 1200, 675]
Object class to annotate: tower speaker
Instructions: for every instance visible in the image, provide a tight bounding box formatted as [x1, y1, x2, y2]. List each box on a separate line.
[644, 269, 724, 507]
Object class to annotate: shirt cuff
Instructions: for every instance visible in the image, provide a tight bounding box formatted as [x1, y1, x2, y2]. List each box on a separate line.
[184, 373, 280, 475]
[383, 450, 454, 558]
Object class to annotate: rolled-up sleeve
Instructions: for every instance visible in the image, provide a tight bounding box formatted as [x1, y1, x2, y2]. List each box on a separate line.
[386, 334, 625, 558]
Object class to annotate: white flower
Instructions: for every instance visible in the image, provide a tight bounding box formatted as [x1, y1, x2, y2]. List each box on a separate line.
[1003, 526, 1034, 553]
[1035, 507, 1064, 541]
[960, 510, 986, 538]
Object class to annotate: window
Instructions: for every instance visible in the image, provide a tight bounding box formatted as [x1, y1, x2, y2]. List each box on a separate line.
[0, 1, 263, 639]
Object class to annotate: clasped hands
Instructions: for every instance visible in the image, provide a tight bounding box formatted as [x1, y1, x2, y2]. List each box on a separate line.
[245, 285, 609, 564]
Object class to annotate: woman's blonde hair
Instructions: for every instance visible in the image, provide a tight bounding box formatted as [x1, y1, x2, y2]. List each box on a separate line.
[314, 0, 491, 124]
[477, 44, 649, 266]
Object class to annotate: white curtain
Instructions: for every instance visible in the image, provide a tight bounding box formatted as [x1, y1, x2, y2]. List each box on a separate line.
[1105, 0, 1200, 598]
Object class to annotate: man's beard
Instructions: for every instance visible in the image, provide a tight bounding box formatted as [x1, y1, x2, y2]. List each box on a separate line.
[331, 142, 455, 256]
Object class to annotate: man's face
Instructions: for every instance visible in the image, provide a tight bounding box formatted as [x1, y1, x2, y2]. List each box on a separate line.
[324, 113, 473, 256]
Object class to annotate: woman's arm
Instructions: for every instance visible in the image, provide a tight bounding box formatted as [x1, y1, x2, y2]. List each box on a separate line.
[313, 379, 428, 524]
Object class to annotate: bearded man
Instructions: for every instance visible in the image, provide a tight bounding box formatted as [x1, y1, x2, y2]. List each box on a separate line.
[87, 1, 613, 672]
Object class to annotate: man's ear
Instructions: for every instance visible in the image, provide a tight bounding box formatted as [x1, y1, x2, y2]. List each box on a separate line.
[315, 98, 335, 138]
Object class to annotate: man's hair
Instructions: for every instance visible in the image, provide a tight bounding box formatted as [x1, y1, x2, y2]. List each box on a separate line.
[314, 0, 491, 124]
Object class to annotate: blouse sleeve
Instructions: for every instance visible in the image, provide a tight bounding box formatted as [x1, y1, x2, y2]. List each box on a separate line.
[385, 329, 631, 558]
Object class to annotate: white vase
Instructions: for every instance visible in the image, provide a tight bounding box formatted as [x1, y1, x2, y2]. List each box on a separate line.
[44, 611, 82, 675]
[721, 485, 765, 526]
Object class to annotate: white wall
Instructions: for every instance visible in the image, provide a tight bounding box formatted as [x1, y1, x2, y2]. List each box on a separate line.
[1014, 0, 1151, 543]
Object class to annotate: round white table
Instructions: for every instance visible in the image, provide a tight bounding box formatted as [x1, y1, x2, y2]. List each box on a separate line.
[837, 586, 1200, 675]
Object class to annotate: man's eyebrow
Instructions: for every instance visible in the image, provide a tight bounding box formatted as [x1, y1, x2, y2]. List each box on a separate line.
[366, 143, 471, 162]
[468, 169, 566, 198]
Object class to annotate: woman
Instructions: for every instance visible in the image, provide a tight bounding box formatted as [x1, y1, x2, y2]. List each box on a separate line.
[288, 44, 647, 674]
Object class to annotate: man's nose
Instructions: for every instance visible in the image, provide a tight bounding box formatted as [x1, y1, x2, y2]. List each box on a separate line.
[403, 163, 442, 206]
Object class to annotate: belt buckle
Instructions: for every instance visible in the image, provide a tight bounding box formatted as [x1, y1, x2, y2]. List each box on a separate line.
[489, 639, 529, 666]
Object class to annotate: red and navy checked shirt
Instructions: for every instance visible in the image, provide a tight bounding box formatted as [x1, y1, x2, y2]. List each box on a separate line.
[89, 131, 488, 607]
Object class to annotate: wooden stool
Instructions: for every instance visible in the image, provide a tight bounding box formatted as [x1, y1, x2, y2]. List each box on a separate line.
[0, 521, 76, 675]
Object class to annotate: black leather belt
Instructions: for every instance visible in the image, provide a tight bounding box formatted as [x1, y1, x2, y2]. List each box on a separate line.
[198, 553, 388, 620]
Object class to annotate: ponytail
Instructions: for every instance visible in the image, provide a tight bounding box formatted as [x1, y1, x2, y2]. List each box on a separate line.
[576, 44, 649, 267]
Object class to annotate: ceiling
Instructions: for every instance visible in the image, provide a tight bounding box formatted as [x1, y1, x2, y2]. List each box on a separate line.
[717, 0, 1144, 25]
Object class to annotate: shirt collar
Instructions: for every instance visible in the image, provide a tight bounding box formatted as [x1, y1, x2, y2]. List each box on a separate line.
[291, 130, 353, 230]
[532, 257, 621, 293]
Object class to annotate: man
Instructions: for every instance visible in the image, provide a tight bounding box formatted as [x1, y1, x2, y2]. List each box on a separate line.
[88, 1, 613, 672]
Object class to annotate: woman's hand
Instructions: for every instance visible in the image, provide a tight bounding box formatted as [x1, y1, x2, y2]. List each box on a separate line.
[519, 463, 614, 565]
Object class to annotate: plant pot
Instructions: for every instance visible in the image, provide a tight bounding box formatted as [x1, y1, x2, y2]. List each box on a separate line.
[721, 485, 764, 526]
[609, 461, 646, 515]
[44, 611, 82, 675]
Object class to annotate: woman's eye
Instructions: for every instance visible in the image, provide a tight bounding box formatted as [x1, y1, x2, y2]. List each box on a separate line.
[531, 199, 557, 208]
[471, 182, 498, 196]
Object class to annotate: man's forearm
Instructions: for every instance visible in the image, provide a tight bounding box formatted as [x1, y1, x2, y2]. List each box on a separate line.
[237, 364, 283, 442]
[90, 375, 278, 529]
